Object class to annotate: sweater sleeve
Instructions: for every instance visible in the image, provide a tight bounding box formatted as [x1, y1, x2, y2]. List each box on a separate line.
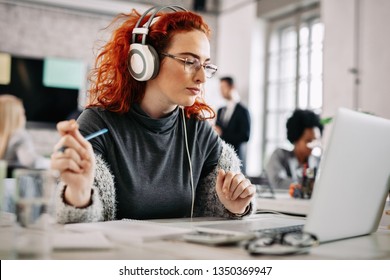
[193, 140, 256, 218]
[56, 154, 116, 223]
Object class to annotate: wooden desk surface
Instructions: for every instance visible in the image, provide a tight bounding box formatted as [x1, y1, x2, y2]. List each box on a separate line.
[2, 201, 389, 260]
[50, 206, 390, 260]
[48, 230, 390, 260]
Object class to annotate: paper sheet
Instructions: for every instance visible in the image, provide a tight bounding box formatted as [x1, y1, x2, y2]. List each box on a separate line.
[64, 220, 193, 244]
[53, 231, 114, 250]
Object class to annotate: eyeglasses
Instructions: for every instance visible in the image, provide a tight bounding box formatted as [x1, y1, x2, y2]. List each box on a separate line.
[246, 231, 319, 255]
[161, 52, 218, 78]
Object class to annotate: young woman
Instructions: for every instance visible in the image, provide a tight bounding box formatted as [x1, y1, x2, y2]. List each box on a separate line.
[50, 6, 256, 223]
[0, 94, 49, 170]
[265, 109, 323, 191]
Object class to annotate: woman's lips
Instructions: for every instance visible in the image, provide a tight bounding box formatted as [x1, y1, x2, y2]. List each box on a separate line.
[187, 87, 200, 95]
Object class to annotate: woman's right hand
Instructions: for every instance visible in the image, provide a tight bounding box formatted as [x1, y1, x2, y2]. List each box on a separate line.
[50, 120, 95, 207]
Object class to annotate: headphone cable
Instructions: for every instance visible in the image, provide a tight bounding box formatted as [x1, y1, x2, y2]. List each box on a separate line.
[181, 108, 195, 222]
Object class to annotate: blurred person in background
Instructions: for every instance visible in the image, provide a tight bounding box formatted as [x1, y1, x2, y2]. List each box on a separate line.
[0, 94, 50, 171]
[265, 109, 323, 197]
[215, 76, 250, 173]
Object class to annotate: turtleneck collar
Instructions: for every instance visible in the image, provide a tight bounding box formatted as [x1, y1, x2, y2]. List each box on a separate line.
[130, 103, 180, 134]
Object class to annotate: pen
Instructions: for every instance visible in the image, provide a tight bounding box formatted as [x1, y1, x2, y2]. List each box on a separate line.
[84, 128, 109, 141]
[57, 128, 108, 153]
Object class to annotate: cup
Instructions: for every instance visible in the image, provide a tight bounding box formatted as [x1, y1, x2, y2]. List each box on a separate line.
[0, 160, 16, 259]
[13, 168, 58, 259]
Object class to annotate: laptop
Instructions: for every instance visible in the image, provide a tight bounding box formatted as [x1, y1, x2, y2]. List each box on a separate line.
[197, 108, 390, 243]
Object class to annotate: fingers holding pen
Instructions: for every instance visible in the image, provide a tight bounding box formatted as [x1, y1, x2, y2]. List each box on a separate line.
[51, 154, 84, 173]
[56, 120, 91, 150]
[51, 144, 85, 172]
[54, 133, 90, 161]
[52, 120, 93, 174]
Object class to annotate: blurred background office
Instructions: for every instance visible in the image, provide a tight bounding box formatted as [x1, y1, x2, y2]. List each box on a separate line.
[1, 0, 389, 178]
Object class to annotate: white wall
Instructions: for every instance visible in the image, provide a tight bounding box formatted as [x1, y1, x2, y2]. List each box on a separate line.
[322, 0, 390, 120]
[322, 0, 357, 120]
[0, 2, 112, 63]
[246, 18, 267, 176]
[321, 0, 390, 150]
[215, 0, 257, 105]
[212, 0, 261, 176]
[359, 0, 390, 119]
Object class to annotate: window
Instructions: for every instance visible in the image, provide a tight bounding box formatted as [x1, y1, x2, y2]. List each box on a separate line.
[263, 8, 323, 162]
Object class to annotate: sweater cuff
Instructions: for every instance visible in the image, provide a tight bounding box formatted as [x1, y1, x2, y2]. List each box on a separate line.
[227, 201, 255, 219]
[55, 183, 103, 224]
[230, 204, 252, 217]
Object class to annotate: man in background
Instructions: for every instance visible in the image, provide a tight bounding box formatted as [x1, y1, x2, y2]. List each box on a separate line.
[215, 76, 251, 173]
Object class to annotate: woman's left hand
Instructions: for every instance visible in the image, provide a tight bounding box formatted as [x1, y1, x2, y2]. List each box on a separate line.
[215, 169, 256, 215]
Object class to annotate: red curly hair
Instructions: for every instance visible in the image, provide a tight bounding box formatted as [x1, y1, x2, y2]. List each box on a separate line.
[88, 9, 215, 120]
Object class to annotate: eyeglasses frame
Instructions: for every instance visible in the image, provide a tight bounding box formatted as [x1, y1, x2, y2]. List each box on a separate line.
[160, 52, 218, 78]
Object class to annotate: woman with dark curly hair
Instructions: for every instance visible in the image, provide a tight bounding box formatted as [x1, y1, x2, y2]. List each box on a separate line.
[265, 109, 323, 193]
[50, 6, 255, 223]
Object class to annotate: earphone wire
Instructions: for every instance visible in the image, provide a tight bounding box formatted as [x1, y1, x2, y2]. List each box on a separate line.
[181, 108, 195, 222]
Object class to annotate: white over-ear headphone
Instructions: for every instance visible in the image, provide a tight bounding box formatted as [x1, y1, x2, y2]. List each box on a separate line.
[128, 5, 187, 81]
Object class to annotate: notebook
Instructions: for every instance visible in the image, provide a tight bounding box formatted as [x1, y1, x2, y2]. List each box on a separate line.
[197, 108, 390, 243]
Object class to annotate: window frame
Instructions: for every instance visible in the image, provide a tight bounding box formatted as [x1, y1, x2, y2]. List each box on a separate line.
[262, 4, 323, 165]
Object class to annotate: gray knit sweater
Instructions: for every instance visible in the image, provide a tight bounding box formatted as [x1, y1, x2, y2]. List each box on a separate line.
[56, 106, 255, 223]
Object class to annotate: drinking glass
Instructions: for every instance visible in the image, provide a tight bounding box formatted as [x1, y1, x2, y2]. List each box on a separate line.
[13, 168, 58, 259]
[0, 160, 16, 259]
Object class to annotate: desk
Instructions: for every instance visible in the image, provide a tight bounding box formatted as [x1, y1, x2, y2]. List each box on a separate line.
[1, 201, 389, 260]
[48, 201, 390, 260]
[256, 192, 311, 216]
[3, 229, 389, 280]
[48, 229, 390, 260]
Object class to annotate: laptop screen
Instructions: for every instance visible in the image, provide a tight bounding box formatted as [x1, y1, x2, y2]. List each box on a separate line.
[304, 108, 390, 242]
[196, 108, 390, 244]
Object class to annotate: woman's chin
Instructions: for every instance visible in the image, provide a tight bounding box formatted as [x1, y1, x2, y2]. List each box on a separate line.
[181, 98, 197, 107]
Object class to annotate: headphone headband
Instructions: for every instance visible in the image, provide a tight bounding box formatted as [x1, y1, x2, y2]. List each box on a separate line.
[132, 5, 187, 45]
[128, 5, 187, 81]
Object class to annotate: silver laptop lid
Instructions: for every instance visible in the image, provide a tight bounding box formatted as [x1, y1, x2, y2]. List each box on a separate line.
[304, 108, 390, 242]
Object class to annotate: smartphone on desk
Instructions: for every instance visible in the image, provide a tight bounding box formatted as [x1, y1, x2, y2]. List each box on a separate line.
[183, 230, 255, 246]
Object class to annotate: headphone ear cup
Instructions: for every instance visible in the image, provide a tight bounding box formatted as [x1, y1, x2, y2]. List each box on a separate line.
[128, 43, 160, 81]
